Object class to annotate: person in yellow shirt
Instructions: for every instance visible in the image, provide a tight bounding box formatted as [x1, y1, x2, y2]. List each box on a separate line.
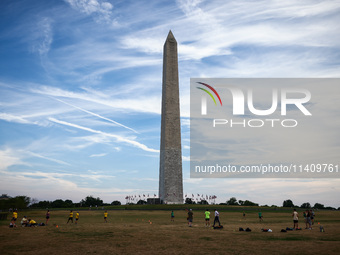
[67, 210, 73, 224]
[75, 212, 79, 224]
[104, 211, 108, 223]
[28, 219, 37, 227]
[11, 210, 18, 227]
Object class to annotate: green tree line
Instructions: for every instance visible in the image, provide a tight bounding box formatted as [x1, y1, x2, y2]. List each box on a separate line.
[0, 195, 121, 210]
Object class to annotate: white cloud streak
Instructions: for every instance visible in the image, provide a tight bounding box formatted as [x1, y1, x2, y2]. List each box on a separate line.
[31, 85, 162, 115]
[26, 151, 71, 166]
[90, 153, 107, 157]
[0, 113, 32, 124]
[48, 117, 159, 153]
[52, 97, 139, 133]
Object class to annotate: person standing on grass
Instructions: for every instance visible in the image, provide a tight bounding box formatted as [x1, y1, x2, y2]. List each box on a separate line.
[292, 209, 299, 229]
[67, 210, 73, 224]
[46, 210, 50, 225]
[311, 209, 315, 225]
[243, 211, 246, 219]
[171, 210, 174, 222]
[258, 211, 263, 222]
[205, 209, 210, 227]
[11, 210, 18, 227]
[213, 209, 221, 227]
[306, 210, 312, 229]
[75, 211, 79, 224]
[187, 209, 193, 227]
[104, 211, 108, 223]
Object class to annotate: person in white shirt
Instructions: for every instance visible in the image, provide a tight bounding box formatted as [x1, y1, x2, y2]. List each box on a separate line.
[292, 209, 299, 229]
[213, 209, 221, 227]
[21, 216, 28, 227]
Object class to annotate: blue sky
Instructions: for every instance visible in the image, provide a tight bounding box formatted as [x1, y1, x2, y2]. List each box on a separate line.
[1, 0, 340, 207]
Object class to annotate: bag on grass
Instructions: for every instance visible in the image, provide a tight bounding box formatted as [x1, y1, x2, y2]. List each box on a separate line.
[213, 225, 223, 229]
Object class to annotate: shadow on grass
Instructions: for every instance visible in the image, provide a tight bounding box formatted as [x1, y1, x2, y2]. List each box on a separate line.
[199, 236, 213, 241]
[251, 235, 312, 241]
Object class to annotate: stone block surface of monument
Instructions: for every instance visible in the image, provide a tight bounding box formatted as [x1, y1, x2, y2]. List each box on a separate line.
[159, 31, 183, 204]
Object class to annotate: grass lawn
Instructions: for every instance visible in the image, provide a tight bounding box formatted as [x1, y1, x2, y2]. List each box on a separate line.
[1, 208, 339, 254]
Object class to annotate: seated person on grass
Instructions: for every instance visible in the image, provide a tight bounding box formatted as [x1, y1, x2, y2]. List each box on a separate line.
[28, 219, 38, 227]
[21, 216, 28, 227]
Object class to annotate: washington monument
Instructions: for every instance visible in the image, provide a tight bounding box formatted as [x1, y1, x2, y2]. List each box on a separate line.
[159, 31, 183, 204]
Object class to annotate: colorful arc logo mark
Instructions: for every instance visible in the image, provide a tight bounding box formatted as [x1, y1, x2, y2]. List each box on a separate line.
[196, 82, 222, 106]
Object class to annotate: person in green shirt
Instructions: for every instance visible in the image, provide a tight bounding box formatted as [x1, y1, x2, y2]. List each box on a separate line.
[170, 210, 174, 222]
[259, 211, 263, 222]
[204, 209, 210, 227]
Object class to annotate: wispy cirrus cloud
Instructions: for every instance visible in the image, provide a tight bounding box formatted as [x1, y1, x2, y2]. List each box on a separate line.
[65, 0, 117, 25]
[0, 113, 32, 125]
[30, 17, 53, 56]
[52, 97, 139, 133]
[26, 151, 71, 166]
[48, 117, 159, 153]
[0, 148, 26, 171]
[90, 153, 108, 157]
[31, 85, 162, 115]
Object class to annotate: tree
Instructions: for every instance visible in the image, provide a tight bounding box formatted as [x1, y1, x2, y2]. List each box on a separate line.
[12, 196, 31, 209]
[49, 199, 74, 208]
[51, 199, 66, 208]
[30, 198, 39, 206]
[197, 200, 209, 205]
[283, 199, 294, 207]
[111, 200, 121, 205]
[80, 196, 103, 207]
[300, 202, 311, 208]
[65, 199, 74, 207]
[0, 196, 31, 210]
[238, 200, 244, 206]
[243, 200, 258, 206]
[226, 197, 238, 205]
[314, 203, 325, 209]
[137, 200, 147, 205]
[30, 200, 51, 208]
[185, 198, 195, 204]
